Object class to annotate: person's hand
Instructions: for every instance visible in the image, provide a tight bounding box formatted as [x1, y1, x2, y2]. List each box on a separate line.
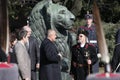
[58, 53, 63, 59]
[70, 74, 74, 79]
[73, 62, 77, 67]
[87, 59, 91, 65]
[24, 78, 30, 80]
[36, 63, 40, 69]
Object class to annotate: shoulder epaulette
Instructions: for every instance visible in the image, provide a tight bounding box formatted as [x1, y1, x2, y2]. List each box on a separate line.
[72, 43, 80, 48]
[88, 43, 95, 47]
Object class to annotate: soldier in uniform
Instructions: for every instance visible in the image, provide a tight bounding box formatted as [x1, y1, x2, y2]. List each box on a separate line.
[70, 29, 98, 80]
[78, 13, 99, 73]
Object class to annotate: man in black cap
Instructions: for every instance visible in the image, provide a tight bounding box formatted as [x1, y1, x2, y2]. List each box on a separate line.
[85, 14, 93, 20]
[70, 29, 98, 80]
[78, 13, 99, 73]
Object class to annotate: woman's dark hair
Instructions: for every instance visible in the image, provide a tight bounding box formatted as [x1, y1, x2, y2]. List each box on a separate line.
[10, 32, 17, 43]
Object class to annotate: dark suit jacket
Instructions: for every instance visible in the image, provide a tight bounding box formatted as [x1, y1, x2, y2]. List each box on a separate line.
[28, 36, 40, 70]
[111, 44, 120, 72]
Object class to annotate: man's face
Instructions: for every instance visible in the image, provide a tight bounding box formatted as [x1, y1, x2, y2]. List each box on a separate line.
[86, 18, 93, 25]
[26, 28, 32, 37]
[23, 36, 29, 43]
[78, 34, 86, 43]
[12, 39, 17, 46]
[51, 31, 57, 41]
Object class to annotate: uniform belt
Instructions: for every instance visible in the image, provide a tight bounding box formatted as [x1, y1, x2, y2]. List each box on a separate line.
[77, 63, 87, 67]
[73, 62, 87, 67]
[77, 64, 84, 67]
[89, 40, 97, 43]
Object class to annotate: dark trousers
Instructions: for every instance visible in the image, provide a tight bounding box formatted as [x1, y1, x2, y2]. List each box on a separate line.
[92, 61, 99, 73]
[74, 67, 88, 80]
[31, 70, 36, 80]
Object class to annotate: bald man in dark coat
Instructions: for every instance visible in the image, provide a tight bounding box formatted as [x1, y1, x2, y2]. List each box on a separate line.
[39, 29, 62, 80]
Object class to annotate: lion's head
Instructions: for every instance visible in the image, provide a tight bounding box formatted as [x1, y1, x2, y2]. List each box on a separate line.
[46, 3, 75, 30]
[29, 1, 75, 43]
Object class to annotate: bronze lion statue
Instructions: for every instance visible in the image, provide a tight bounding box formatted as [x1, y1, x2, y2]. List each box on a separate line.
[29, 0, 75, 80]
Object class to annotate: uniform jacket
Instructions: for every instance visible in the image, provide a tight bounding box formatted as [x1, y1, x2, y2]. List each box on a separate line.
[70, 43, 98, 80]
[39, 38, 61, 80]
[28, 36, 40, 70]
[78, 24, 97, 41]
[78, 24, 99, 74]
[78, 25, 98, 48]
[14, 41, 31, 79]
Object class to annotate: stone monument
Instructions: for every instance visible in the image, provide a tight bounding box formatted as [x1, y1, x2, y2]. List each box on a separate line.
[29, 0, 76, 80]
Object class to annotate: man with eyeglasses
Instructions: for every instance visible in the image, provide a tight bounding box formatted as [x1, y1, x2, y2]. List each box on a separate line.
[70, 29, 98, 80]
[14, 30, 31, 80]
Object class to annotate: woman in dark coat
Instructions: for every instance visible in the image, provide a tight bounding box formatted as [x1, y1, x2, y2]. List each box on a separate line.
[70, 29, 98, 80]
[39, 29, 62, 80]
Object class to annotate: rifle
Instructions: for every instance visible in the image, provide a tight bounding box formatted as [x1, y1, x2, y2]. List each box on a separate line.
[114, 63, 120, 73]
[85, 50, 91, 75]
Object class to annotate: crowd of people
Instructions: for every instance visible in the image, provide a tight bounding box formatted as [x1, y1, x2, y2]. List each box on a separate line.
[0, 13, 120, 80]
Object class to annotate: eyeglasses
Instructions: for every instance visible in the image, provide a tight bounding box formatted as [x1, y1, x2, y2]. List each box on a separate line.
[27, 31, 31, 33]
[79, 35, 83, 37]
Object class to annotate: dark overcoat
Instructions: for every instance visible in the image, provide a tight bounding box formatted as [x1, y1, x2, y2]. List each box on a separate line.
[111, 44, 120, 72]
[115, 28, 120, 44]
[39, 38, 61, 80]
[28, 36, 40, 70]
